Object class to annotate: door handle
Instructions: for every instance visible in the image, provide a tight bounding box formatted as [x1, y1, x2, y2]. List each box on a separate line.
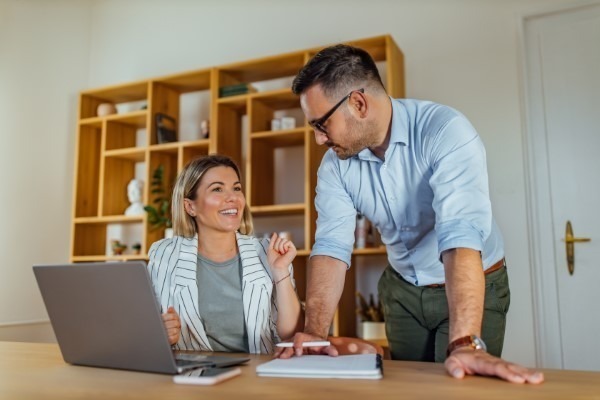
[563, 220, 591, 275]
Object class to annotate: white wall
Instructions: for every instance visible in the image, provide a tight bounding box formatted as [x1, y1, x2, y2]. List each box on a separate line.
[0, 0, 575, 365]
[0, 0, 91, 341]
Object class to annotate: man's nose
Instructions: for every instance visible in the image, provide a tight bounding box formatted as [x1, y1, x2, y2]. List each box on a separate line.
[314, 130, 328, 145]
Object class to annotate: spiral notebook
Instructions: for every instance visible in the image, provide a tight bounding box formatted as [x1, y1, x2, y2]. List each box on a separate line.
[256, 354, 383, 379]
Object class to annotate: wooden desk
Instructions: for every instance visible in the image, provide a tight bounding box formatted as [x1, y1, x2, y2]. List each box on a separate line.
[1, 342, 599, 399]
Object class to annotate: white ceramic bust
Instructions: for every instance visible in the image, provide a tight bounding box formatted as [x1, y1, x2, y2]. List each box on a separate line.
[125, 179, 145, 216]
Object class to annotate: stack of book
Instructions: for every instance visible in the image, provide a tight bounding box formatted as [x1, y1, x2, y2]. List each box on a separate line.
[219, 83, 256, 98]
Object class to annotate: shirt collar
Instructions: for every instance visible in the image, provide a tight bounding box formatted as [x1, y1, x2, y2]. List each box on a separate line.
[356, 97, 408, 162]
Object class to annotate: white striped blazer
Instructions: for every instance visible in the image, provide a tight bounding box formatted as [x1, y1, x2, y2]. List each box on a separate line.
[147, 232, 295, 354]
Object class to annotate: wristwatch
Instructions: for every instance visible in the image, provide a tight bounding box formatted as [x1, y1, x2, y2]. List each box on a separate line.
[446, 335, 487, 357]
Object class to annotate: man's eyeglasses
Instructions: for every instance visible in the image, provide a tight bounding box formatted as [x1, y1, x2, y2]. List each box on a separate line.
[308, 88, 364, 135]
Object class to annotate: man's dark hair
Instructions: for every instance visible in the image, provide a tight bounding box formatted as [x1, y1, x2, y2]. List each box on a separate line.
[292, 44, 385, 98]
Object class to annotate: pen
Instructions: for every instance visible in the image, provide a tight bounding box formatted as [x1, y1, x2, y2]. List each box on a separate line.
[275, 341, 331, 348]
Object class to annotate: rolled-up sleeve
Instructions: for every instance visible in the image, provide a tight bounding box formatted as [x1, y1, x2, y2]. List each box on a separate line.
[427, 116, 492, 257]
[310, 151, 356, 268]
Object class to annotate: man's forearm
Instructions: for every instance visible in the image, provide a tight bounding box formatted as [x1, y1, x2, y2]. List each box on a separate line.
[442, 248, 485, 342]
[304, 255, 347, 338]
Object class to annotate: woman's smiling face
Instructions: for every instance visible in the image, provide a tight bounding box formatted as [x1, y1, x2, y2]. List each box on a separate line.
[185, 166, 245, 234]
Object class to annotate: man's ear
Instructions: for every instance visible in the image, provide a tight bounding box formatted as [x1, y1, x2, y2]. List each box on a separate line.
[350, 90, 368, 119]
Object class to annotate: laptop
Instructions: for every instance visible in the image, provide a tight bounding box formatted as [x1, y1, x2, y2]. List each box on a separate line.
[33, 261, 249, 374]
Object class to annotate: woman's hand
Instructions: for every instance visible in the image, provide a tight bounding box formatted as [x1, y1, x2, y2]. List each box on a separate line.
[267, 232, 297, 279]
[162, 306, 181, 345]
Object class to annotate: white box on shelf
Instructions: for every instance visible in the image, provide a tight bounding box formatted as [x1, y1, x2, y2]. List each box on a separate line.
[280, 117, 296, 130]
[271, 118, 281, 131]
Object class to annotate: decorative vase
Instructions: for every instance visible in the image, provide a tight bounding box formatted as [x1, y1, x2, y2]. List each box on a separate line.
[164, 228, 174, 239]
[357, 321, 386, 340]
[96, 103, 117, 117]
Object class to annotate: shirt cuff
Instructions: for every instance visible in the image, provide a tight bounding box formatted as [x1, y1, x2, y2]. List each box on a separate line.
[437, 219, 485, 258]
[310, 243, 352, 269]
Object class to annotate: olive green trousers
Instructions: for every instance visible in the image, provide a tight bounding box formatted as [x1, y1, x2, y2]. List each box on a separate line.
[377, 265, 510, 362]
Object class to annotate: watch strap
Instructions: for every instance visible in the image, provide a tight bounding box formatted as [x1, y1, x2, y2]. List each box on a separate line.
[446, 335, 483, 357]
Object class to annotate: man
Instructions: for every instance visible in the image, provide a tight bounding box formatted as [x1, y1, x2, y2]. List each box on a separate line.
[278, 44, 543, 384]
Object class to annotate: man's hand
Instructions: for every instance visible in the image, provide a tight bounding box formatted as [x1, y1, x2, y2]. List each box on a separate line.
[445, 348, 544, 384]
[274, 332, 338, 359]
[161, 306, 181, 345]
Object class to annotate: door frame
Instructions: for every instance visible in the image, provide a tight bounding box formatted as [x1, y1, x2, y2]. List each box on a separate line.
[518, 0, 600, 369]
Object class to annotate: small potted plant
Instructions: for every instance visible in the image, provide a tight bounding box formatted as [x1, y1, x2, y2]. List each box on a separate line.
[356, 291, 386, 340]
[144, 165, 173, 238]
[111, 240, 127, 256]
[131, 242, 142, 255]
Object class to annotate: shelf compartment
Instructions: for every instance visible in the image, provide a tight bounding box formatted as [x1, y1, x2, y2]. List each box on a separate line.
[74, 125, 102, 218]
[181, 140, 210, 168]
[152, 72, 212, 144]
[253, 213, 306, 250]
[247, 136, 305, 207]
[154, 69, 211, 93]
[101, 156, 146, 217]
[72, 218, 145, 259]
[80, 81, 149, 119]
[249, 89, 301, 133]
[218, 52, 306, 84]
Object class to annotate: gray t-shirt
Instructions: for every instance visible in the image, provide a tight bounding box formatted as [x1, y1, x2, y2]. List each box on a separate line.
[196, 253, 249, 353]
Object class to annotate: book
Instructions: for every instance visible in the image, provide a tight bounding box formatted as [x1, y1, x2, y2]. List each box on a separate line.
[256, 354, 383, 379]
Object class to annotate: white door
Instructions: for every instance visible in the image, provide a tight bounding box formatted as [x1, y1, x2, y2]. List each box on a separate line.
[523, 3, 600, 370]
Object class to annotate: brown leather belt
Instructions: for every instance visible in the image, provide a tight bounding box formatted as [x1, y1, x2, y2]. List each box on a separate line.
[425, 258, 505, 289]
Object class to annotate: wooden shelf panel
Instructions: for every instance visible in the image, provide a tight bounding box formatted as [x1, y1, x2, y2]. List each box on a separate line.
[216, 94, 248, 108]
[250, 128, 305, 147]
[181, 139, 210, 149]
[105, 110, 148, 128]
[250, 203, 305, 216]
[74, 215, 144, 224]
[79, 117, 103, 128]
[104, 148, 146, 162]
[149, 142, 180, 153]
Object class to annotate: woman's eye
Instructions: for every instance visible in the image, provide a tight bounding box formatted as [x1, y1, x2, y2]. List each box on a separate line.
[212, 187, 222, 192]
[234, 186, 242, 191]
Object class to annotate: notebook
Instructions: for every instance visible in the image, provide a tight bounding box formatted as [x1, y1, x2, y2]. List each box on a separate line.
[256, 354, 383, 379]
[33, 261, 249, 374]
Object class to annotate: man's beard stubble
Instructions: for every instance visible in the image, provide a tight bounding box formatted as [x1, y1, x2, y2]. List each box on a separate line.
[328, 116, 378, 160]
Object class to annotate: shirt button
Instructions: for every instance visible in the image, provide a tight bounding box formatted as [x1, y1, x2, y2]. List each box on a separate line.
[389, 196, 396, 201]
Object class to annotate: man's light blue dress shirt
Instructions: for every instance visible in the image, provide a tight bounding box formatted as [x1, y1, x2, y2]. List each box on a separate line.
[310, 98, 504, 286]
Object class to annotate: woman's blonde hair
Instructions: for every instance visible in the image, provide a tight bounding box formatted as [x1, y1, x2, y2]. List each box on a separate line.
[171, 154, 253, 238]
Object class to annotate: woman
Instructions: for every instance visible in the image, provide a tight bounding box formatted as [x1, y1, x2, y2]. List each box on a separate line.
[147, 155, 302, 354]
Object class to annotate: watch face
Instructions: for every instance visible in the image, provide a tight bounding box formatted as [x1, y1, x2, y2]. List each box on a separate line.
[472, 335, 487, 352]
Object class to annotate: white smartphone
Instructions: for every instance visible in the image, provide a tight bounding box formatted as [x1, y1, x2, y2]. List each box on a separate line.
[173, 367, 241, 385]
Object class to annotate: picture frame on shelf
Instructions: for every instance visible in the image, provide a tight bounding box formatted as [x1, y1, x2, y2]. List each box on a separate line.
[155, 113, 177, 144]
